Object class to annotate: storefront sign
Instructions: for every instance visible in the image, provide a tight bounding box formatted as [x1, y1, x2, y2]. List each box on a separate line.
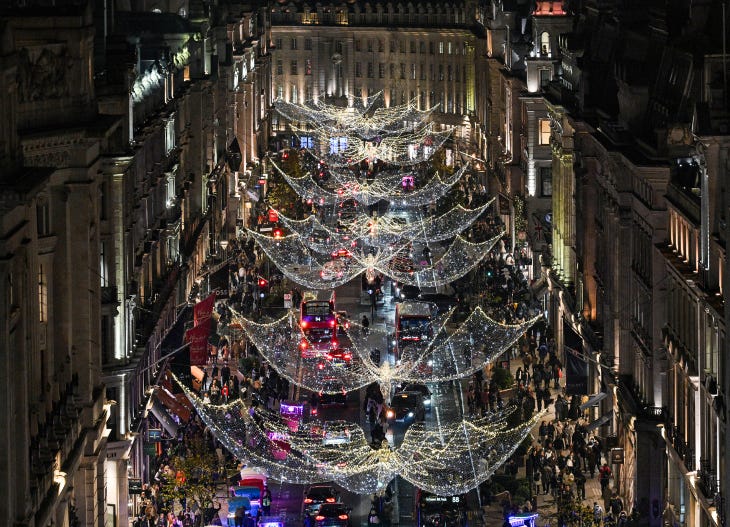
[610, 448, 624, 464]
[129, 478, 143, 494]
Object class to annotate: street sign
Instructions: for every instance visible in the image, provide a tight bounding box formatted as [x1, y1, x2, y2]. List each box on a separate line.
[147, 429, 162, 442]
[610, 447, 624, 464]
[129, 478, 143, 495]
[143, 443, 157, 457]
[284, 293, 293, 309]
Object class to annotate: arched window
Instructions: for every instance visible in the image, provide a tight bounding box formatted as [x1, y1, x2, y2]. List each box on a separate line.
[540, 32, 550, 55]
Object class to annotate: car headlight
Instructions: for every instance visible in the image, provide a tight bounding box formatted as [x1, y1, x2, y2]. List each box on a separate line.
[386, 409, 395, 419]
[424, 398, 431, 405]
[427, 360, 433, 367]
[407, 412, 414, 418]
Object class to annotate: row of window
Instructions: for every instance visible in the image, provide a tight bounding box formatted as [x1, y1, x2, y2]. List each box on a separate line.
[274, 37, 469, 56]
[276, 59, 467, 83]
[275, 84, 466, 113]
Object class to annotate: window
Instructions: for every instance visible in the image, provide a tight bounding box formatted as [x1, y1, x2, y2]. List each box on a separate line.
[390, 40, 397, 53]
[367, 40, 373, 52]
[305, 59, 312, 75]
[400, 63, 406, 79]
[355, 39, 361, 52]
[291, 38, 298, 50]
[539, 119, 551, 145]
[430, 64, 434, 80]
[455, 65, 460, 83]
[275, 38, 282, 49]
[390, 63, 395, 78]
[420, 64, 425, 80]
[291, 84, 298, 103]
[410, 41, 416, 53]
[540, 32, 550, 55]
[411, 63, 416, 80]
[304, 38, 312, 50]
[378, 40, 384, 52]
[276, 84, 283, 99]
[335, 40, 343, 53]
[540, 167, 552, 196]
[37, 199, 50, 235]
[438, 64, 444, 81]
[540, 68, 551, 86]
[276, 60, 283, 75]
[439, 42, 444, 54]
[305, 84, 313, 101]
[100, 241, 109, 287]
[38, 265, 47, 322]
[400, 40, 406, 53]
[419, 42, 426, 54]
[447, 41, 452, 54]
[165, 116, 176, 153]
[290, 60, 298, 75]
[355, 62, 362, 77]
[429, 42, 435, 54]
[379, 63, 385, 78]
[447, 65, 452, 81]
[367, 62, 374, 78]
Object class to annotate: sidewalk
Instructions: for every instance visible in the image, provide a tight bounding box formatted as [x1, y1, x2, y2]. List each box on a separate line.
[480, 352, 618, 527]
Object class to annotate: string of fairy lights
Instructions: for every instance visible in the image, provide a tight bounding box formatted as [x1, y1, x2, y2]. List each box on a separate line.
[178, 96, 543, 497]
[174, 372, 545, 495]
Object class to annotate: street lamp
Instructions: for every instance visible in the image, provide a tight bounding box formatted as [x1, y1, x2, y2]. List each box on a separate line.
[220, 239, 229, 259]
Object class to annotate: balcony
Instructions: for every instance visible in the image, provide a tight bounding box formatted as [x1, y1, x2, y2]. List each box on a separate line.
[101, 286, 118, 305]
[697, 459, 719, 500]
[665, 423, 693, 468]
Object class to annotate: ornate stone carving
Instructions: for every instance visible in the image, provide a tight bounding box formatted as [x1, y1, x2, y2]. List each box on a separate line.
[16, 46, 72, 103]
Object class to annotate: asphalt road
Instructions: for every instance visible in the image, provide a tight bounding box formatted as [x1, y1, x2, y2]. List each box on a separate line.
[258, 275, 471, 527]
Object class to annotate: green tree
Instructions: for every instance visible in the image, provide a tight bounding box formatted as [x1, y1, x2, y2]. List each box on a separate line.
[158, 436, 220, 513]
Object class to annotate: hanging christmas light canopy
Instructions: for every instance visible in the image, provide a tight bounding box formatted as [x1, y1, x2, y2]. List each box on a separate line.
[229, 306, 539, 394]
[177, 376, 544, 496]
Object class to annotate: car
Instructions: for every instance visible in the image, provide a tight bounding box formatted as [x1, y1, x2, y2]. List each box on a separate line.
[320, 259, 347, 281]
[417, 292, 459, 315]
[309, 229, 331, 245]
[303, 484, 340, 516]
[388, 254, 415, 274]
[322, 420, 353, 445]
[326, 348, 352, 364]
[330, 248, 353, 259]
[398, 383, 432, 412]
[314, 503, 351, 527]
[318, 390, 348, 406]
[386, 391, 426, 423]
[395, 283, 421, 302]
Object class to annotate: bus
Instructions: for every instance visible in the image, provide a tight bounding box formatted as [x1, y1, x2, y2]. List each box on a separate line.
[300, 299, 337, 356]
[395, 301, 435, 358]
[415, 490, 467, 527]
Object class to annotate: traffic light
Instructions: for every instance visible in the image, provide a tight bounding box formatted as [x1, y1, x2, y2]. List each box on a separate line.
[258, 277, 269, 298]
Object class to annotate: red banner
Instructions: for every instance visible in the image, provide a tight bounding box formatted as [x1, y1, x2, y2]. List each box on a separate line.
[185, 319, 210, 366]
[194, 293, 216, 326]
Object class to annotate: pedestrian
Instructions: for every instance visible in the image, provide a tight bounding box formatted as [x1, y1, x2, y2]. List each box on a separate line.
[599, 463, 612, 493]
[362, 315, 370, 336]
[593, 502, 604, 526]
[262, 484, 272, 515]
[368, 508, 381, 526]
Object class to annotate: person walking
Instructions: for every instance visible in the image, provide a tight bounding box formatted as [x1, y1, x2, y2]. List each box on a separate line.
[261, 484, 272, 515]
[362, 315, 370, 336]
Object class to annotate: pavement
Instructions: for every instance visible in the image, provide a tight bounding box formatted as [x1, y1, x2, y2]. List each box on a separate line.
[479, 357, 616, 527]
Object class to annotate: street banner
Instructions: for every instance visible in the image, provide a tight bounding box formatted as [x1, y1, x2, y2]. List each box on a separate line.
[194, 293, 216, 326]
[563, 319, 588, 395]
[185, 319, 210, 366]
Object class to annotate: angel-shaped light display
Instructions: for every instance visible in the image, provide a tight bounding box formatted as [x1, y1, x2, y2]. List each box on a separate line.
[176, 375, 544, 496]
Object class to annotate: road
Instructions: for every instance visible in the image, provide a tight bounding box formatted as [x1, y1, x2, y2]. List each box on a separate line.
[260, 274, 473, 527]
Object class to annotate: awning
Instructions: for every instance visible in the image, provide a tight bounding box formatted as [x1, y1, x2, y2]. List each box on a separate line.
[586, 410, 613, 432]
[155, 386, 191, 422]
[580, 391, 609, 410]
[149, 397, 179, 437]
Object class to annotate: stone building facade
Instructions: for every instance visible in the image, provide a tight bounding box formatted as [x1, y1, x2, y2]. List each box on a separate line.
[0, 4, 116, 526]
[269, 1, 479, 143]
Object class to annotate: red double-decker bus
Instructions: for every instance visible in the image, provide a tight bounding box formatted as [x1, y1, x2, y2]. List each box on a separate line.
[299, 298, 337, 356]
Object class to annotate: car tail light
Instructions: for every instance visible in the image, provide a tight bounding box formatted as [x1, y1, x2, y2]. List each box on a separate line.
[329, 319, 336, 327]
[343, 353, 352, 360]
[315, 516, 325, 521]
[304, 498, 313, 504]
[338, 515, 349, 520]
[326, 498, 336, 503]
[311, 408, 318, 416]
[300, 320, 308, 329]
[317, 362, 325, 370]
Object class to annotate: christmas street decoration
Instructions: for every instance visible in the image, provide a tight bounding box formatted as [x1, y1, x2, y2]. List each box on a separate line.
[176, 374, 544, 496]
[230, 306, 539, 395]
